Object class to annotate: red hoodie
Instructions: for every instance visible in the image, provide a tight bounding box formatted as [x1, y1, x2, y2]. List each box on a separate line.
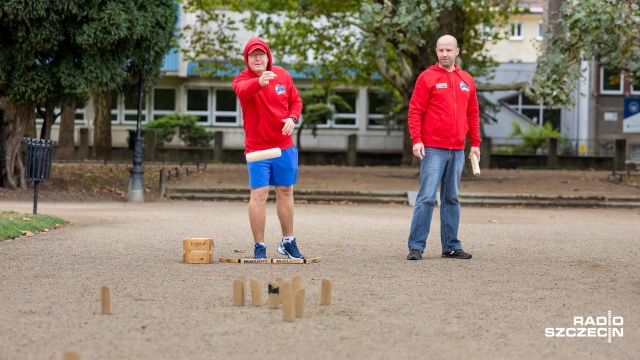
[407, 63, 481, 149]
[232, 38, 303, 153]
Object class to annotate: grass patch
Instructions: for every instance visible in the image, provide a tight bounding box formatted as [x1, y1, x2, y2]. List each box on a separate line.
[0, 211, 68, 241]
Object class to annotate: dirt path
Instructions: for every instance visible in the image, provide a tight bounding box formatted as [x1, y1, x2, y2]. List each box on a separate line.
[0, 200, 638, 359]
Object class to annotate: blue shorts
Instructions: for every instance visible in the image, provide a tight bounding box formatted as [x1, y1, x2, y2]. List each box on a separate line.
[247, 146, 298, 189]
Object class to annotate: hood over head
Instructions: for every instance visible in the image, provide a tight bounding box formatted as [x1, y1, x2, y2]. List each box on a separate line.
[243, 38, 272, 73]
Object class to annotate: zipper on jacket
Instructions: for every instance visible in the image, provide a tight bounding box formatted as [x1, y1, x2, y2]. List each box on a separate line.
[448, 71, 457, 149]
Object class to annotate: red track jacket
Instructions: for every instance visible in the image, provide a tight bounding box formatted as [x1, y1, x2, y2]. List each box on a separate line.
[232, 38, 303, 153]
[408, 63, 481, 149]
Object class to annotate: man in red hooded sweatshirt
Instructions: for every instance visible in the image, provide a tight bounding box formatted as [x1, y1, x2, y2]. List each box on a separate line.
[232, 38, 305, 260]
[405, 35, 481, 261]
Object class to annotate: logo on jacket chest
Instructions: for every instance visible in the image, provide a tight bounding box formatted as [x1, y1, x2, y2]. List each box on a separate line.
[436, 83, 448, 89]
[460, 81, 469, 92]
[275, 84, 286, 95]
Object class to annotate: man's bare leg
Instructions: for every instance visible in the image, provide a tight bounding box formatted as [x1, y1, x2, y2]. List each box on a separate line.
[275, 185, 294, 236]
[249, 186, 269, 243]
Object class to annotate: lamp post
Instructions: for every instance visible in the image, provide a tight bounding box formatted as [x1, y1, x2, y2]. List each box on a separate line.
[127, 75, 145, 202]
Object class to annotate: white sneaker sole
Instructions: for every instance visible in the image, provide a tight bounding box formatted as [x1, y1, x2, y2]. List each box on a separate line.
[277, 244, 304, 259]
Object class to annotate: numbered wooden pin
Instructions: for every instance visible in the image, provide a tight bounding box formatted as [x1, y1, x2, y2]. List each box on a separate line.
[295, 288, 305, 318]
[282, 292, 295, 322]
[280, 282, 292, 304]
[233, 278, 245, 306]
[267, 282, 280, 309]
[320, 279, 332, 305]
[100, 286, 112, 315]
[291, 274, 303, 293]
[250, 279, 263, 306]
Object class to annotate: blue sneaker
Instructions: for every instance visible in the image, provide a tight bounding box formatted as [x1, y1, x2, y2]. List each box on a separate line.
[254, 243, 267, 259]
[277, 238, 305, 259]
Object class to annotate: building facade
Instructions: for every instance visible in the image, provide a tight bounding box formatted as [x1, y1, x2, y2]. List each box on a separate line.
[47, 2, 640, 162]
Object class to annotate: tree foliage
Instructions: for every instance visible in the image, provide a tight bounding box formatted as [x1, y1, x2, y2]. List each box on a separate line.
[0, 0, 176, 188]
[509, 121, 562, 154]
[181, 0, 522, 164]
[533, 0, 640, 106]
[142, 114, 215, 147]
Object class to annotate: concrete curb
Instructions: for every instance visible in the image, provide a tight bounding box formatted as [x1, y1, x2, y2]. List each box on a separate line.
[165, 186, 640, 208]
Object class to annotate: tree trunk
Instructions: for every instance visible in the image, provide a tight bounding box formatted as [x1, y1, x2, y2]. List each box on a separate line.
[57, 102, 76, 160]
[93, 91, 112, 161]
[39, 102, 58, 140]
[24, 104, 37, 140]
[2, 100, 33, 189]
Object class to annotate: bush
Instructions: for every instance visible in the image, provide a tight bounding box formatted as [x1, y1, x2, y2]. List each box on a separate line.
[509, 121, 563, 154]
[142, 114, 214, 147]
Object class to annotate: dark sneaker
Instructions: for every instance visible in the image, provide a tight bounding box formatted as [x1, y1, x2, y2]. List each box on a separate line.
[277, 238, 305, 259]
[407, 249, 422, 260]
[254, 243, 267, 259]
[441, 249, 472, 259]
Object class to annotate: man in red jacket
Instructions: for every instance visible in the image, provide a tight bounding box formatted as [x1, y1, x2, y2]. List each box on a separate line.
[232, 38, 305, 260]
[406, 35, 481, 261]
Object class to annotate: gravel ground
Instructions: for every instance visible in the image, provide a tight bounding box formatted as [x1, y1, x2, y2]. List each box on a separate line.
[0, 200, 638, 360]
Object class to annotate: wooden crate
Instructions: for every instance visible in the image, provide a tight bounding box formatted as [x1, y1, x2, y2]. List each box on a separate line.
[183, 238, 214, 264]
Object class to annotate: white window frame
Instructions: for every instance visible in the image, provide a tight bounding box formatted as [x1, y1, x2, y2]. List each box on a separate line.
[184, 87, 211, 124]
[152, 87, 177, 120]
[631, 80, 640, 95]
[331, 90, 358, 128]
[122, 92, 149, 125]
[75, 106, 87, 125]
[510, 23, 523, 40]
[536, 23, 544, 41]
[110, 92, 150, 124]
[213, 88, 240, 126]
[600, 67, 624, 95]
[366, 91, 386, 129]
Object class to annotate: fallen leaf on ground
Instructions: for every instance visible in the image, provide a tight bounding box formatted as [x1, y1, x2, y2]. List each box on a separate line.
[20, 231, 34, 236]
[22, 217, 31, 221]
[54, 224, 61, 229]
[42, 228, 50, 232]
[488, 219, 499, 223]
[233, 249, 246, 253]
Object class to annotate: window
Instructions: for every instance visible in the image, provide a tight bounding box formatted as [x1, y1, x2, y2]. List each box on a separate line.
[110, 92, 119, 123]
[186, 88, 209, 123]
[75, 104, 86, 124]
[153, 88, 176, 120]
[510, 23, 522, 40]
[109, 91, 150, 124]
[332, 90, 357, 127]
[367, 91, 386, 128]
[537, 23, 544, 40]
[631, 78, 640, 95]
[481, 24, 495, 40]
[600, 67, 623, 95]
[213, 89, 239, 125]
[502, 92, 560, 130]
[123, 90, 146, 123]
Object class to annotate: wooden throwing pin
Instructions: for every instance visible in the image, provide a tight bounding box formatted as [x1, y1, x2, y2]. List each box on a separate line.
[291, 274, 303, 293]
[250, 279, 263, 306]
[282, 292, 295, 322]
[267, 282, 280, 309]
[233, 278, 245, 306]
[295, 288, 305, 318]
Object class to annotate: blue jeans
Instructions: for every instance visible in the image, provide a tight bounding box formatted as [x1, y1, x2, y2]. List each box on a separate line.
[407, 148, 464, 253]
